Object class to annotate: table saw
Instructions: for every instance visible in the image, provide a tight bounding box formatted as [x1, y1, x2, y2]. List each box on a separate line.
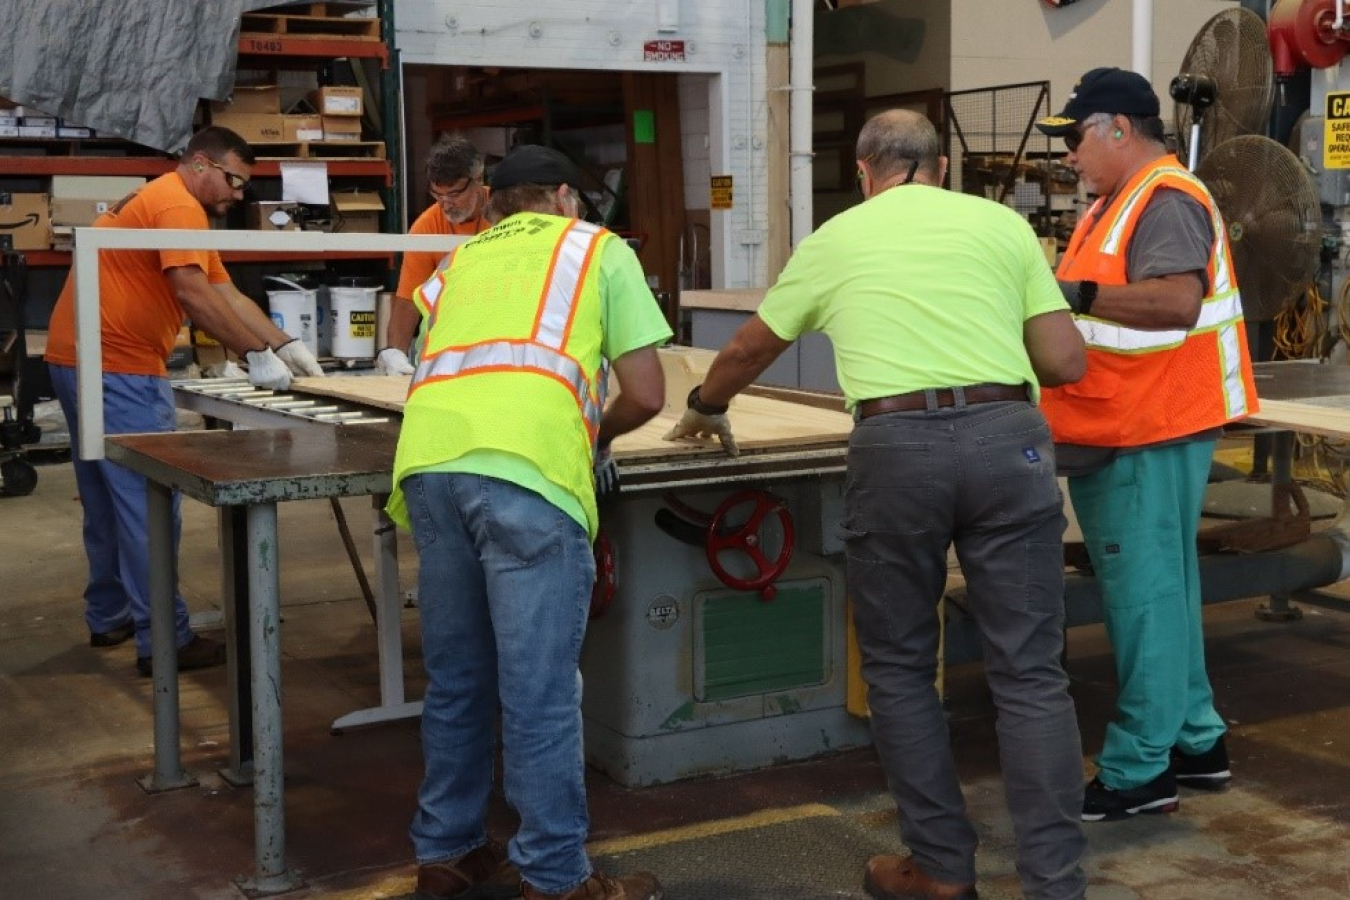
[170, 346, 872, 787]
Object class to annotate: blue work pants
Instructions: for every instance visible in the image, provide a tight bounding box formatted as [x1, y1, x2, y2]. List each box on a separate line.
[49, 364, 194, 657]
[403, 472, 596, 895]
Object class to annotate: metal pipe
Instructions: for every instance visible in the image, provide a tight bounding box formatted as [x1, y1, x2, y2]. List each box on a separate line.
[789, 0, 815, 248]
[1132, 0, 1152, 81]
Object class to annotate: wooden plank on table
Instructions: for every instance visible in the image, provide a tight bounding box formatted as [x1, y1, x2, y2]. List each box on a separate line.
[289, 347, 854, 458]
[1246, 399, 1350, 441]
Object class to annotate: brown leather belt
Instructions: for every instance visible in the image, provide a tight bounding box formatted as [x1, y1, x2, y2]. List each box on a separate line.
[857, 383, 1029, 419]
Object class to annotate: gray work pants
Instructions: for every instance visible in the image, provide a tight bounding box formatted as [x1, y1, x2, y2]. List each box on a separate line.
[842, 399, 1087, 900]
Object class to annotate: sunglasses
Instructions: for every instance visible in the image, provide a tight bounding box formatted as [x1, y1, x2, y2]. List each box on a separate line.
[1063, 125, 1087, 154]
[205, 157, 250, 190]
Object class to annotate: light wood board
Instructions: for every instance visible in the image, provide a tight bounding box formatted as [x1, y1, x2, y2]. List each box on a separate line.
[291, 347, 853, 459]
[1246, 399, 1350, 441]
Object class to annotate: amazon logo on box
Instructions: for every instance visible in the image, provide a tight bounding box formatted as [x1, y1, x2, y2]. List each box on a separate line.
[0, 192, 50, 251]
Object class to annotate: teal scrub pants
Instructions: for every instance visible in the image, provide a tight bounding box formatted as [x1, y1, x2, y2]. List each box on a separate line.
[1068, 439, 1226, 789]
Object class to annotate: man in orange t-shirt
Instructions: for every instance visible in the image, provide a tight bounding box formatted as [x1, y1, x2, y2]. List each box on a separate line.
[376, 134, 491, 375]
[45, 126, 324, 677]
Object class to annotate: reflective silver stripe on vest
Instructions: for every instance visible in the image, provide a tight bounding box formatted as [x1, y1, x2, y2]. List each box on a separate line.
[1077, 291, 1243, 352]
[416, 248, 458, 315]
[411, 340, 603, 427]
[409, 220, 606, 433]
[537, 221, 604, 349]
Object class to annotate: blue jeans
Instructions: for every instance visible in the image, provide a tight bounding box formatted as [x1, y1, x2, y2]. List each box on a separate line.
[842, 401, 1086, 900]
[1068, 439, 1225, 789]
[49, 364, 194, 656]
[404, 472, 596, 894]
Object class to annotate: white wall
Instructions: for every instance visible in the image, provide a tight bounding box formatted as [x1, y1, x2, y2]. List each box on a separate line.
[394, 0, 772, 288]
[950, 0, 1241, 115]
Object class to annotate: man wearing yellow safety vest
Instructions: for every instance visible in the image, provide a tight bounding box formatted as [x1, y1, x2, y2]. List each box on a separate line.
[386, 145, 671, 900]
[1035, 68, 1258, 822]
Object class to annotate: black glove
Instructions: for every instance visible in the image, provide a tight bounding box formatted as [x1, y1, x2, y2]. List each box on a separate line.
[594, 441, 620, 499]
[1057, 279, 1082, 313]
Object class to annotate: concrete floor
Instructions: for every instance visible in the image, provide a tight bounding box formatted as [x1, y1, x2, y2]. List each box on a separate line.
[5, 454, 1350, 899]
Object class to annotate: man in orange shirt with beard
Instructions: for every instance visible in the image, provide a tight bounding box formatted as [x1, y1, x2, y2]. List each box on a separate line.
[376, 134, 491, 375]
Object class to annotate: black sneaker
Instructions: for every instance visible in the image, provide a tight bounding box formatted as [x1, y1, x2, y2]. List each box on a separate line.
[1081, 770, 1179, 822]
[1172, 736, 1232, 791]
[90, 619, 135, 648]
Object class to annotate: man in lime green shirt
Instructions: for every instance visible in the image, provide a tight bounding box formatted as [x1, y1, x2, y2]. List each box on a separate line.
[666, 110, 1088, 900]
[390, 145, 669, 900]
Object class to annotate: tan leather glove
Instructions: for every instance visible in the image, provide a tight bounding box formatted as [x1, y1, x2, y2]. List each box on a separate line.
[662, 385, 740, 457]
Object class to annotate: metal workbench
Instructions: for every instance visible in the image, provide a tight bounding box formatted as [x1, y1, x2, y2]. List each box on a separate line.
[105, 425, 397, 895]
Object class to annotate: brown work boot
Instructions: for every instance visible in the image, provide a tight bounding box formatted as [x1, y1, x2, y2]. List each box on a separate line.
[864, 855, 978, 900]
[135, 634, 226, 677]
[521, 870, 663, 900]
[415, 840, 520, 899]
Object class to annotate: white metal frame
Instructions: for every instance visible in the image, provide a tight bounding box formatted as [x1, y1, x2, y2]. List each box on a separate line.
[72, 226, 462, 460]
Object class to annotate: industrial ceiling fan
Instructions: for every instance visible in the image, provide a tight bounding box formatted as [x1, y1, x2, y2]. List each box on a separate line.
[1173, 7, 1274, 168]
[1196, 135, 1321, 322]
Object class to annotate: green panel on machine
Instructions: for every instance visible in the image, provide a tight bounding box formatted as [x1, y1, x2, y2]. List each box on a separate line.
[699, 580, 827, 703]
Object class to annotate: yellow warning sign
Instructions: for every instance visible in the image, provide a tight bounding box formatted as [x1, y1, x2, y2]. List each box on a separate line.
[710, 175, 733, 210]
[1325, 91, 1350, 169]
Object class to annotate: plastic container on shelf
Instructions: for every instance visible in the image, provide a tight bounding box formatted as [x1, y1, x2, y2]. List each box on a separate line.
[329, 277, 378, 359]
[263, 275, 319, 356]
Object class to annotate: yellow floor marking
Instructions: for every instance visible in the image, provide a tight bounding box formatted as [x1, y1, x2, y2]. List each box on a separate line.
[587, 802, 841, 855]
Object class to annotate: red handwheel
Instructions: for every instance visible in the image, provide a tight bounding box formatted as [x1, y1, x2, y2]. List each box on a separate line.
[705, 490, 795, 601]
[590, 529, 616, 619]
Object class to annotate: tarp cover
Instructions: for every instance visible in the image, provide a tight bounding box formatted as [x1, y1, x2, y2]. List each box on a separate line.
[0, 0, 299, 155]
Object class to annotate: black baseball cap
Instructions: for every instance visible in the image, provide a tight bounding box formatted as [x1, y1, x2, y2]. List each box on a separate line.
[489, 145, 579, 191]
[1035, 67, 1161, 137]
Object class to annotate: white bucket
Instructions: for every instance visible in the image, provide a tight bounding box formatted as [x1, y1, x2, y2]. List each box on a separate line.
[330, 285, 378, 359]
[264, 276, 318, 356]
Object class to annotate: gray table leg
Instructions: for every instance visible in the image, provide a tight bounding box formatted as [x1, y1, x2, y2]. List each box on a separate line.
[329, 495, 424, 733]
[1258, 431, 1305, 622]
[220, 505, 255, 786]
[373, 496, 404, 706]
[138, 480, 196, 793]
[239, 501, 301, 895]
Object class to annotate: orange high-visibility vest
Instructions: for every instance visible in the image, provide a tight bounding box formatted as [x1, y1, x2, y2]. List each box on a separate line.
[1041, 155, 1257, 447]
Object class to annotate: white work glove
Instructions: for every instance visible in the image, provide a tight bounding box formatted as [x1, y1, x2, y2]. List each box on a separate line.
[275, 339, 325, 377]
[244, 347, 292, 391]
[376, 346, 416, 376]
[205, 360, 247, 380]
[662, 385, 741, 457]
[594, 441, 620, 499]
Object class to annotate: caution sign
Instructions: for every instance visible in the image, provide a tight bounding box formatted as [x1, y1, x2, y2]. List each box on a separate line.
[710, 175, 733, 210]
[1325, 92, 1350, 169]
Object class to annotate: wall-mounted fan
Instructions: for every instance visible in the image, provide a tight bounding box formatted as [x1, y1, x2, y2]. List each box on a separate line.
[1174, 8, 1274, 167]
[1196, 135, 1321, 321]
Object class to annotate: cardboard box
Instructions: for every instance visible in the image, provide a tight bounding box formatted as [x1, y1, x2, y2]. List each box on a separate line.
[283, 114, 323, 142]
[0, 126, 17, 138]
[51, 175, 144, 225]
[17, 125, 56, 138]
[321, 115, 362, 142]
[57, 125, 94, 139]
[210, 84, 281, 115]
[245, 201, 302, 231]
[0, 115, 18, 128]
[310, 86, 363, 116]
[331, 191, 384, 233]
[209, 111, 285, 143]
[19, 115, 57, 128]
[0, 193, 51, 250]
